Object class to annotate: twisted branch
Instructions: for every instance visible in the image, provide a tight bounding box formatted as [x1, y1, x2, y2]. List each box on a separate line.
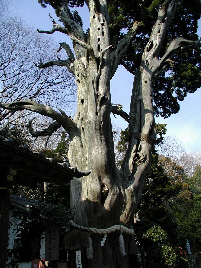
[111, 105, 129, 122]
[36, 59, 75, 74]
[110, 21, 142, 79]
[155, 38, 199, 75]
[28, 118, 61, 137]
[37, 28, 91, 50]
[57, 42, 75, 62]
[0, 99, 78, 136]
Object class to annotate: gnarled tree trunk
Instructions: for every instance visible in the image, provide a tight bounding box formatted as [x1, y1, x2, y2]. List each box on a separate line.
[68, 2, 155, 267]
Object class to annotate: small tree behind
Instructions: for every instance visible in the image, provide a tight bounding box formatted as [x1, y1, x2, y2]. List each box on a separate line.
[0, 10, 76, 150]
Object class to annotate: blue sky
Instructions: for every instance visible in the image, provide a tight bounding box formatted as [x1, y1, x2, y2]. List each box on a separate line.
[7, 0, 201, 153]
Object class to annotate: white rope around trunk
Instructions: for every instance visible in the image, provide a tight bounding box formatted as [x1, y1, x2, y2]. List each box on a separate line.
[69, 220, 135, 257]
[69, 220, 134, 235]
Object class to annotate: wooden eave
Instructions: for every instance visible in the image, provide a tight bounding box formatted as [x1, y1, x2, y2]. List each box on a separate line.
[0, 139, 90, 186]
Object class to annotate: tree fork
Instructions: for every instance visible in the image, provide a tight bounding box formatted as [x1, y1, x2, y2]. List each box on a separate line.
[69, 0, 122, 230]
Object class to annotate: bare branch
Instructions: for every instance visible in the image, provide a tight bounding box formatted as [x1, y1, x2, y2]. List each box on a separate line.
[37, 27, 91, 50]
[69, 34, 92, 50]
[36, 59, 75, 74]
[36, 59, 69, 68]
[38, 3, 85, 46]
[111, 105, 129, 122]
[37, 27, 68, 35]
[34, 42, 76, 74]
[155, 38, 198, 75]
[49, 13, 61, 29]
[121, 65, 155, 206]
[57, 42, 75, 62]
[0, 109, 16, 122]
[0, 99, 78, 136]
[140, 0, 179, 76]
[110, 21, 142, 78]
[28, 118, 61, 137]
[156, 0, 179, 43]
[132, 132, 155, 146]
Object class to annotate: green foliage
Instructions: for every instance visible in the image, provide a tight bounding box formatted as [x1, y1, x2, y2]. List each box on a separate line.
[40, 132, 69, 158]
[38, 0, 84, 9]
[116, 127, 129, 153]
[132, 142, 199, 266]
[152, 45, 201, 117]
[170, 167, 201, 254]
[141, 157, 201, 255]
[115, 126, 190, 266]
[161, 245, 177, 267]
[135, 221, 188, 268]
[55, 131, 69, 155]
[189, 165, 201, 193]
[158, 155, 187, 181]
[72, 9, 83, 26]
[143, 224, 168, 242]
[108, 0, 201, 118]
[116, 124, 201, 258]
[147, 0, 163, 15]
[139, 153, 184, 242]
[155, 124, 167, 145]
[38, 0, 84, 18]
[45, 183, 70, 207]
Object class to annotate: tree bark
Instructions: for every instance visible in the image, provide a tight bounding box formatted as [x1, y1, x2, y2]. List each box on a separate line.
[69, 0, 121, 227]
[67, 1, 150, 267]
[67, 1, 180, 266]
[67, 2, 128, 267]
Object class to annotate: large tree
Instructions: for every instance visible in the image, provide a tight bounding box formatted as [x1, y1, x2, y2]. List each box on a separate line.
[1, 0, 201, 267]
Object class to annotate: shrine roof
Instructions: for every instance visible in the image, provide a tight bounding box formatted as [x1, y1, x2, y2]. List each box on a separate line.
[0, 138, 90, 186]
